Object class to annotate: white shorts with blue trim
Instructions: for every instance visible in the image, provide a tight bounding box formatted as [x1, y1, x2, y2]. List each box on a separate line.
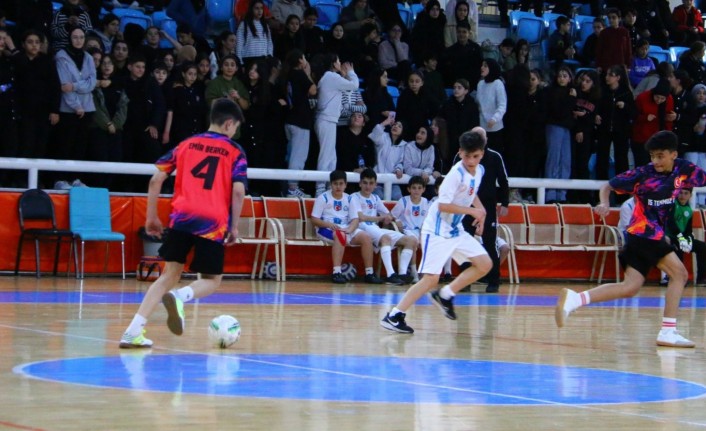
[418, 231, 487, 275]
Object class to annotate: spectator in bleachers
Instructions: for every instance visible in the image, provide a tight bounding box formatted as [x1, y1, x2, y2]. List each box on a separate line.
[13, 29, 61, 160]
[151, 61, 171, 123]
[89, 54, 127, 188]
[205, 54, 250, 138]
[629, 39, 656, 88]
[634, 60, 673, 96]
[542, 66, 576, 203]
[362, 67, 394, 132]
[155, 49, 175, 80]
[336, 112, 376, 184]
[368, 115, 406, 200]
[571, 69, 600, 203]
[274, 15, 305, 62]
[176, 23, 211, 57]
[477, 59, 507, 153]
[89, 13, 120, 54]
[632, 78, 675, 167]
[340, 0, 380, 36]
[377, 23, 409, 85]
[622, 8, 643, 51]
[596, 8, 632, 74]
[503, 64, 531, 202]
[595, 64, 634, 179]
[444, 1, 478, 47]
[523, 68, 547, 200]
[410, 0, 446, 65]
[166, 0, 207, 39]
[579, 17, 603, 67]
[438, 78, 478, 170]
[512, 38, 531, 68]
[208, 30, 236, 78]
[440, 21, 482, 89]
[314, 54, 358, 195]
[670, 69, 694, 156]
[123, 54, 165, 174]
[87, 46, 103, 72]
[236, 0, 273, 67]
[137, 26, 165, 71]
[324, 23, 354, 63]
[336, 84, 367, 130]
[195, 52, 211, 87]
[110, 40, 130, 78]
[634, 0, 670, 49]
[677, 41, 706, 86]
[672, 0, 705, 46]
[396, 70, 438, 141]
[430, 116, 447, 177]
[282, 49, 315, 198]
[271, 0, 306, 25]
[0, 27, 18, 179]
[163, 62, 207, 151]
[175, 44, 197, 70]
[547, 15, 576, 70]
[350, 21, 380, 85]
[85, 34, 105, 53]
[301, 7, 325, 59]
[416, 52, 446, 107]
[51, 0, 93, 53]
[498, 38, 516, 73]
[403, 125, 437, 189]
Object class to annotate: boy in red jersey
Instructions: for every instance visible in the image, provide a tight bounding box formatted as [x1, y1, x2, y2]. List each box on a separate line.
[120, 98, 247, 348]
[555, 131, 706, 348]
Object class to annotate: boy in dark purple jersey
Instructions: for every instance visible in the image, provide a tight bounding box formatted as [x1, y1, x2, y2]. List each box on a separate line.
[555, 131, 706, 348]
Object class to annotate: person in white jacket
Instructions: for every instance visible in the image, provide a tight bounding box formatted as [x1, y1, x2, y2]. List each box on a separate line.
[368, 115, 407, 200]
[315, 54, 358, 195]
[475, 59, 507, 153]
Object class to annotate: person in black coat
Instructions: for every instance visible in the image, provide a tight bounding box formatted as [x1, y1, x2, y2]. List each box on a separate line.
[410, 0, 446, 65]
[439, 21, 482, 89]
[438, 78, 479, 170]
[336, 112, 376, 193]
[396, 70, 439, 141]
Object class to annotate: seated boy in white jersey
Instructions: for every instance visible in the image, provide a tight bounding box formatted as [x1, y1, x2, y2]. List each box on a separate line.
[353, 169, 419, 285]
[311, 169, 384, 285]
[381, 128, 493, 334]
[391, 175, 429, 283]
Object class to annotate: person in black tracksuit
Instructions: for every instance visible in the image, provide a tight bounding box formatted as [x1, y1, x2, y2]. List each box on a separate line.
[458, 136, 509, 293]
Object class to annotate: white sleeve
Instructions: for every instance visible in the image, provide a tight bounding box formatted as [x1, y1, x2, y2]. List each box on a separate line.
[437, 169, 460, 204]
[311, 195, 326, 219]
[391, 199, 404, 219]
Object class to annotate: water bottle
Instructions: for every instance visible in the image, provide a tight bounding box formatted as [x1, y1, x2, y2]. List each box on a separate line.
[358, 154, 365, 168]
[698, 114, 706, 136]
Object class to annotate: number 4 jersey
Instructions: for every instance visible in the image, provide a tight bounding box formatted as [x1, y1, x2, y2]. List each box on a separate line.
[156, 131, 248, 243]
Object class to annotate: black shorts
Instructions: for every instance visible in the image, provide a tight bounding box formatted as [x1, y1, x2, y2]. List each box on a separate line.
[158, 229, 225, 275]
[619, 234, 675, 277]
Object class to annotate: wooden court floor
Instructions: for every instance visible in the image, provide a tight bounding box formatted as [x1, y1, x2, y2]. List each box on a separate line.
[2, 276, 706, 431]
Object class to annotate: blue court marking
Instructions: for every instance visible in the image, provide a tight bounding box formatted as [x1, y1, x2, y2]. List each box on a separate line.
[2, 291, 706, 308]
[15, 354, 706, 405]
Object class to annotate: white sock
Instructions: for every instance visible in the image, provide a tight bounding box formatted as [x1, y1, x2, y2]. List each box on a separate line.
[126, 314, 147, 337]
[365, 267, 374, 275]
[381, 246, 395, 276]
[333, 265, 342, 274]
[175, 286, 194, 302]
[390, 306, 403, 316]
[410, 263, 418, 276]
[439, 285, 455, 300]
[398, 248, 413, 275]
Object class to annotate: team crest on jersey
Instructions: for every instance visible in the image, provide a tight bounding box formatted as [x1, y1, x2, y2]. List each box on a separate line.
[412, 205, 425, 217]
[334, 201, 342, 211]
[366, 200, 374, 209]
[674, 175, 686, 189]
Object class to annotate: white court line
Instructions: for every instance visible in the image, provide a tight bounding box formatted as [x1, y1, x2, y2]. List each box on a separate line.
[4, 322, 706, 427]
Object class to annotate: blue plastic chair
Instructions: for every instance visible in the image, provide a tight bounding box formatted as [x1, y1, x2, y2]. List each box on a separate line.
[543, 12, 570, 37]
[574, 15, 595, 44]
[206, 0, 234, 22]
[112, 8, 152, 32]
[517, 16, 545, 45]
[151, 10, 169, 27]
[397, 4, 412, 29]
[387, 86, 400, 107]
[160, 17, 178, 48]
[508, 10, 536, 38]
[649, 45, 670, 65]
[669, 46, 690, 67]
[315, 1, 341, 30]
[69, 187, 125, 279]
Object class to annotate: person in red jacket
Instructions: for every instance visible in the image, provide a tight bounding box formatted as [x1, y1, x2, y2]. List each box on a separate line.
[672, 0, 705, 46]
[596, 8, 632, 74]
[632, 79, 676, 168]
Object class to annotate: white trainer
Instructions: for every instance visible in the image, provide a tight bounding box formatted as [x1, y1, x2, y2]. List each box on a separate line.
[555, 288, 579, 328]
[656, 328, 696, 348]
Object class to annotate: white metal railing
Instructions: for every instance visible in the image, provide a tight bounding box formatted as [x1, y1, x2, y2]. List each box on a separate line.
[0, 157, 615, 202]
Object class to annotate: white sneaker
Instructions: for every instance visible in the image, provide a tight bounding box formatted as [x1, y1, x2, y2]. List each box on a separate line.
[287, 187, 311, 198]
[660, 275, 669, 286]
[656, 328, 696, 348]
[54, 180, 71, 190]
[555, 288, 579, 328]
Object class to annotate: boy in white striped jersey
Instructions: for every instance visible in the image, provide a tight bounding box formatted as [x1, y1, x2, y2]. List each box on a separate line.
[381, 128, 492, 334]
[352, 169, 419, 285]
[391, 176, 429, 283]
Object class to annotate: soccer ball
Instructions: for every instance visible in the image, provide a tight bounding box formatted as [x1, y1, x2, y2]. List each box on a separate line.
[262, 261, 278, 280]
[341, 262, 357, 281]
[208, 315, 241, 348]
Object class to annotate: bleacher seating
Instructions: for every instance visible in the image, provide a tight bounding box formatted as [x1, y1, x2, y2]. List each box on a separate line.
[206, 0, 234, 23]
[387, 86, 400, 108]
[516, 16, 545, 46]
[397, 3, 412, 29]
[314, 0, 342, 30]
[669, 46, 690, 67]
[649, 45, 670, 64]
[112, 8, 152, 31]
[159, 17, 178, 48]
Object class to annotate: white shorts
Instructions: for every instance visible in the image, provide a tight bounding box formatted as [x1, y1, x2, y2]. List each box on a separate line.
[478, 235, 508, 249]
[359, 224, 405, 248]
[418, 231, 488, 275]
[403, 228, 421, 239]
[316, 227, 364, 245]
